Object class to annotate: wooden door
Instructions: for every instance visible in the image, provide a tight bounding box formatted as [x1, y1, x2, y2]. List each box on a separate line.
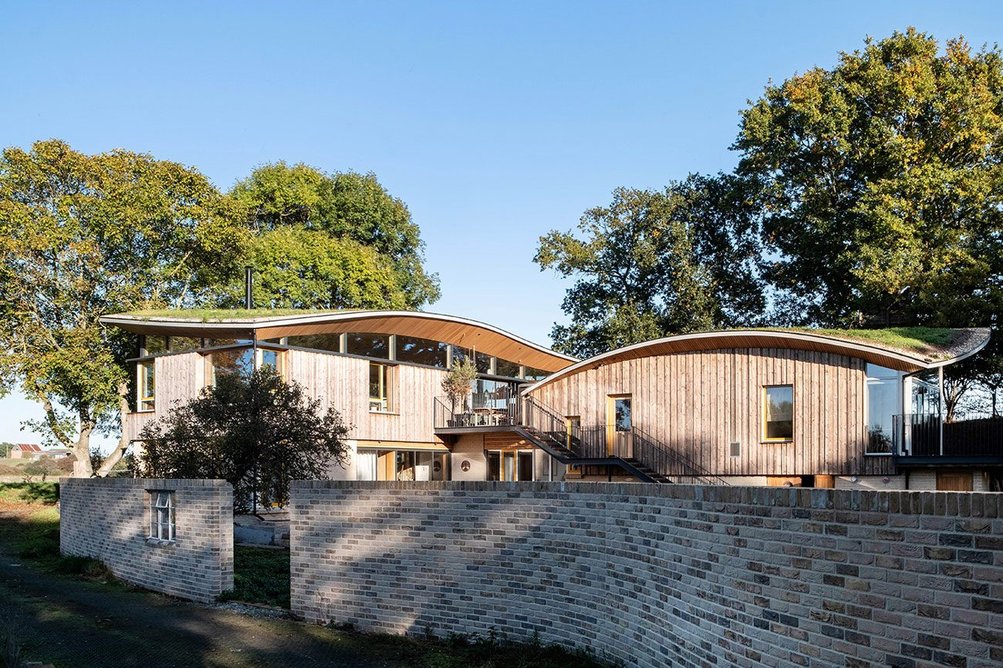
[936, 471, 973, 491]
[606, 395, 632, 458]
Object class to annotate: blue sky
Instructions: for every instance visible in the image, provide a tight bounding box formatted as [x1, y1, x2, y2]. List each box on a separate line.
[2, 0, 1002, 447]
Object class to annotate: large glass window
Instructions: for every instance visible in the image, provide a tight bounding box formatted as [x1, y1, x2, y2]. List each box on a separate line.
[910, 370, 940, 417]
[524, 367, 551, 381]
[137, 360, 155, 412]
[211, 348, 255, 383]
[866, 365, 900, 455]
[495, 359, 522, 378]
[169, 337, 201, 352]
[347, 333, 390, 359]
[763, 385, 794, 441]
[396, 335, 447, 367]
[450, 345, 472, 365]
[487, 450, 534, 481]
[287, 334, 342, 353]
[369, 362, 394, 412]
[142, 336, 168, 355]
[474, 352, 492, 374]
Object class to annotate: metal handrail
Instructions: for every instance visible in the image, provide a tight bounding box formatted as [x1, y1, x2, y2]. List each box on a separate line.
[629, 424, 728, 485]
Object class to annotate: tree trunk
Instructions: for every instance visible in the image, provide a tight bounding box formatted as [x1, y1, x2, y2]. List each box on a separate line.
[95, 381, 133, 477]
[72, 423, 93, 477]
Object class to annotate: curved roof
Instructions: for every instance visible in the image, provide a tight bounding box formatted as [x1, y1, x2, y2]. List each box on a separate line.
[100, 309, 577, 372]
[523, 328, 991, 393]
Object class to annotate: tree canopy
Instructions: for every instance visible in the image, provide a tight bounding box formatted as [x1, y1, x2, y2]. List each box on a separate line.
[138, 367, 349, 512]
[0, 139, 248, 476]
[735, 28, 1003, 328]
[230, 162, 440, 309]
[535, 175, 764, 357]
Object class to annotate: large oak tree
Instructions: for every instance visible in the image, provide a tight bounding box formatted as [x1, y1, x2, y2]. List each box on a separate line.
[0, 140, 248, 476]
[735, 28, 1003, 329]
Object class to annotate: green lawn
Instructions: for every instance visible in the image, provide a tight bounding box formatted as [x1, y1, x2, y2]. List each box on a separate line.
[223, 546, 291, 608]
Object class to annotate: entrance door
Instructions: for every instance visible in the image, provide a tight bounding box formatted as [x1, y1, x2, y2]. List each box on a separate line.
[606, 395, 632, 457]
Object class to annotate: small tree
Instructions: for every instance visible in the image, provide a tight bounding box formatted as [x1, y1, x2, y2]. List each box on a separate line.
[138, 367, 349, 512]
[441, 359, 477, 413]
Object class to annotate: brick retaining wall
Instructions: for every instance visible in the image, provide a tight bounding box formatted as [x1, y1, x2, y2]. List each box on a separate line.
[60, 478, 233, 603]
[290, 481, 1003, 667]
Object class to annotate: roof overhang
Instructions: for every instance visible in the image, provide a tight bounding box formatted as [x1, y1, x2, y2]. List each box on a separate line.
[522, 329, 991, 394]
[100, 310, 578, 373]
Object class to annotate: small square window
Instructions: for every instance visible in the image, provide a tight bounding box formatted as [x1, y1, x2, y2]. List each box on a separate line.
[763, 385, 794, 441]
[148, 490, 175, 542]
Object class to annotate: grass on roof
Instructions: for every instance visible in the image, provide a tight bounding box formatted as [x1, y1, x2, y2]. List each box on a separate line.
[767, 326, 960, 355]
[119, 308, 351, 321]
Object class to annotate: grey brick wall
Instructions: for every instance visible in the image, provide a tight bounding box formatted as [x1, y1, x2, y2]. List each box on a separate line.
[290, 481, 1003, 667]
[60, 478, 233, 603]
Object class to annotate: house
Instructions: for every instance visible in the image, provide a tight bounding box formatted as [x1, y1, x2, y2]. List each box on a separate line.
[99, 309, 577, 483]
[44, 447, 74, 459]
[10, 443, 43, 460]
[519, 328, 997, 491]
[100, 310, 996, 491]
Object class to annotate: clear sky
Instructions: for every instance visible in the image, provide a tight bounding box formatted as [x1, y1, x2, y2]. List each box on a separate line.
[2, 0, 1002, 447]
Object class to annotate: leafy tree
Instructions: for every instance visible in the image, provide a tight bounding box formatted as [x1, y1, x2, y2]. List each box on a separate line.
[0, 140, 249, 477]
[441, 359, 477, 413]
[138, 367, 349, 512]
[536, 175, 764, 357]
[735, 28, 1003, 328]
[0, 443, 12, 459]
[231, 226, 414, 309]
[230, 162, 440, 308]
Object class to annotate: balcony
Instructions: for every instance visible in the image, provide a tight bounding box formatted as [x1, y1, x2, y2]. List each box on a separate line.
[433, 397, 522, 433]
[894, 414, 1003, 465]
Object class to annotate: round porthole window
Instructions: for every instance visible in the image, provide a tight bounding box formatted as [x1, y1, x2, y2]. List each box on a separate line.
[460, 460, 471, 472]
[433, 460, 442, 473]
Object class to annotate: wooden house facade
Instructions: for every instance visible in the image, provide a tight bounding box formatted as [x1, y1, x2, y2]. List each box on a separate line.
[102, 310, 994, 490]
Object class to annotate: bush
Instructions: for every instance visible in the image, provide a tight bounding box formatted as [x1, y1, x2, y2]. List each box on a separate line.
[139, 367, 349, 512]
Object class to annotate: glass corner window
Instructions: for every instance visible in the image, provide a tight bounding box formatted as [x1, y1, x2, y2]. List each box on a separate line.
[763, 385, 793, 441]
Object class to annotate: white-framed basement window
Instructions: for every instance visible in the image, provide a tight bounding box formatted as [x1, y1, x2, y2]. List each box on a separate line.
[148, 490, 175, 542]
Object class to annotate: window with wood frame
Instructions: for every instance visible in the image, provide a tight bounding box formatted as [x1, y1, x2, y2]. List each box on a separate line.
[486, 450, 534, 481]
[369, 362, 395, 413]
[763, 385, 793, 441]
[137, 360, 156, 412]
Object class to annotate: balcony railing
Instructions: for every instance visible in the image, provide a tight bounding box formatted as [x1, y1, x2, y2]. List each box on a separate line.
[433, 397, 521, 429]
[893, 414, 1003, 459]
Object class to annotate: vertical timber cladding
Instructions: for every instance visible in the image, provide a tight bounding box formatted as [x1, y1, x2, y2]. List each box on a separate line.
[285, 348, 448, 444]
[530, 347, 890, 477]
[124, 351, 204, 442]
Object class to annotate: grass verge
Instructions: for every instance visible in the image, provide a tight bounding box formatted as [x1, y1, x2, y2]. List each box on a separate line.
[220, 545, 291, 608]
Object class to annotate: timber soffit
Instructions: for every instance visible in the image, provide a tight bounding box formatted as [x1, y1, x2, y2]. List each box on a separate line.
[98, 310, 578, 373]
[520, 328, 992, 395]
